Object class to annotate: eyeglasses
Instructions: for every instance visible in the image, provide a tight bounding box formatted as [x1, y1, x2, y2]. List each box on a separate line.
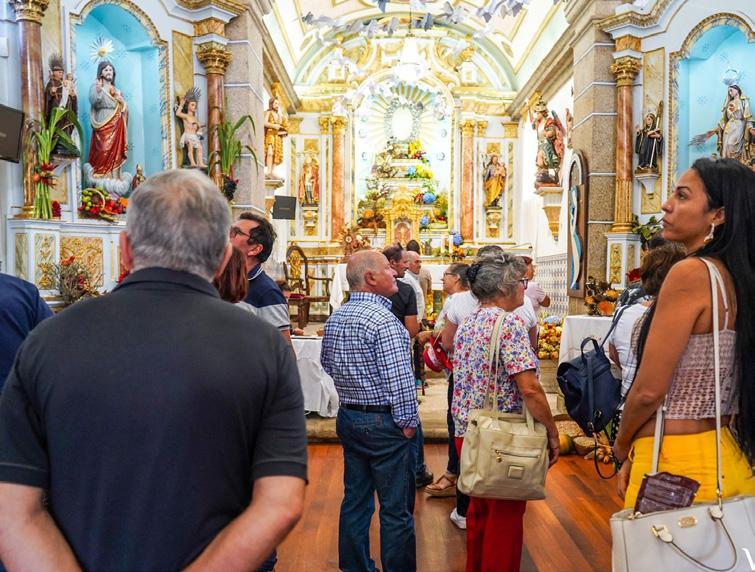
[518, 278, 529, 289]
[230, 226, 253, 241]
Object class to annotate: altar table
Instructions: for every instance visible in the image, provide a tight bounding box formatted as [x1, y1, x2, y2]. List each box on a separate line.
[329, 263, 449, 311]
[557, 315, 614, 364]
[292, 336, 339, 417]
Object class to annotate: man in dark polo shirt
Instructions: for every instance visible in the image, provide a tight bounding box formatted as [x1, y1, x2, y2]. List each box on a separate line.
[381, 245, 433, 489]
[0, 170, 307, 571]
[0, 273, 52, 391]
[230, 212, 291, 346]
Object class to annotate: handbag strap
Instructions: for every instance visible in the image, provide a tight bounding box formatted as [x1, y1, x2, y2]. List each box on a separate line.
[483, 310, 535, 431]
[650, 258, 725, 505]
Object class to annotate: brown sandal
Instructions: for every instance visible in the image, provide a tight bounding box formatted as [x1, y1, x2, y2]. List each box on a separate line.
[424, 473, 457, 497]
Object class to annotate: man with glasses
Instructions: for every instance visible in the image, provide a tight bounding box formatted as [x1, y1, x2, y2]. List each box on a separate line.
[230, 212, 291, 345]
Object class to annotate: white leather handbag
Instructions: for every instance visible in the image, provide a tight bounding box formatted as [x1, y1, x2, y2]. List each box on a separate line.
[610, 259, 755, 571]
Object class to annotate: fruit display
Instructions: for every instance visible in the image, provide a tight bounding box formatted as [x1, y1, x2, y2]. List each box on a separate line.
[537, 316, 562, 360]
[79, 187, 127, 222]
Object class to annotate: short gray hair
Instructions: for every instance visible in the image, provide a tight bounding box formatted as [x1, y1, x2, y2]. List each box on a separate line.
[346, 250, 383, 290]
[468, 257, 526, 302]
[126, 169, 230, 281]
[475, 244, 505, 261]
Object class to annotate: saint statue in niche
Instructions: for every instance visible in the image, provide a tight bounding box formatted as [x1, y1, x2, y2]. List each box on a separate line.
[298, 154, 320, 206]
[691, 82, 753, 165]
[635, 104, 663, 173]
[530, 98, 566, 187]
[395, 222, 411, 247]
[174, 88, 205, 169]
[88, 59, 128, 179]
[45, 53, 78, 157]
[482, 154, 506, 207]
[264, 96, 288, 178]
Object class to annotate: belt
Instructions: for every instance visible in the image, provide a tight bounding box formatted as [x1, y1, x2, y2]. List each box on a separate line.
[341, 403, 392, 413]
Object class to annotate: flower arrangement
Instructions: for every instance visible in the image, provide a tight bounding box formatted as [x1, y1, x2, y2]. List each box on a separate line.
[451, 245, 465, 261]
[79, 188, 127, 222]
[50, 255, 99, 305]
[584, 276, 619, 316]
[626, 267, 641, 284]
[631, 215, 662, 248]
[407, 164, 433, 179]
[51, 200, 61, 218]
[537, 316, 562, 360]
[207, 110, 257, 202]
[408, 140, 429, 163]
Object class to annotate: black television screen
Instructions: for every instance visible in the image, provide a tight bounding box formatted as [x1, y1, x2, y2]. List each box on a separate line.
[0, 104, 25, 163]
[272, 195, 297, 220]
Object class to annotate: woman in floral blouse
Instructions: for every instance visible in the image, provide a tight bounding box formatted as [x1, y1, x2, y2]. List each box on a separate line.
[452, 256, 559, 572]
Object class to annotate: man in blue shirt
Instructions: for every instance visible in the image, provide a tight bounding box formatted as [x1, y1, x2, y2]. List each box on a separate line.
[321, 250, 418, 572]
[230, 212, 291, 346]
[0, 273, 52, 391]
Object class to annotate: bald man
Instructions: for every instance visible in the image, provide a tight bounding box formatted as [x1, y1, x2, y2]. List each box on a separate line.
[321, 250, 419, 572]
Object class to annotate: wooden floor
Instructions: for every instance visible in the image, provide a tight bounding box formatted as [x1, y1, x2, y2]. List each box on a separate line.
[277, 444, 623, 571]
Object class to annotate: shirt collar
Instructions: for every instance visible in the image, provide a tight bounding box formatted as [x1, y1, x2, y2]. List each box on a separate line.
[114, 267, 219, 297]
[349, 291, 392, 310]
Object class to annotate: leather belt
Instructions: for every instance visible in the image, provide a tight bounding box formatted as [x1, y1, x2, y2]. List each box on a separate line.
[341, 403, 392, 413]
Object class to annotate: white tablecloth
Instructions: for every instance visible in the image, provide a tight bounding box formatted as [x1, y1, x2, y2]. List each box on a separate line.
[329, 263, 448, 310]
[292, 336, 339, 417]
[558, 315, 614, 364]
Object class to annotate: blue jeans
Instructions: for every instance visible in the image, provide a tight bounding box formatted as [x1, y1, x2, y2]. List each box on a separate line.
[410, 421, 428, 477]
[337, 409, 417, 572]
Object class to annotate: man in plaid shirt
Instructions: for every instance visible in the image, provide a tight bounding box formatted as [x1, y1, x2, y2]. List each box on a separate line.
[321, 250, 418, 572]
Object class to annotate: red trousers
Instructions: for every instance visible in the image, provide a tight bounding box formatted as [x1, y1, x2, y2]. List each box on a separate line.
[455, 437, 527, 572]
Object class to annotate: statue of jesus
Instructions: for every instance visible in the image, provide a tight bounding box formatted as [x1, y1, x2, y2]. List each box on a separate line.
[88, 60, 128, 179]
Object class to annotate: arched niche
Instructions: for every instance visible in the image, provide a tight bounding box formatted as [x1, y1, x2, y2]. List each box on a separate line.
[71, 1, 170, 179]
[669, 14, 755, 184]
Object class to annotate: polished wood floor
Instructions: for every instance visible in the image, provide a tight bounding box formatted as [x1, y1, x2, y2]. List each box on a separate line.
[277, 444, 622, 571]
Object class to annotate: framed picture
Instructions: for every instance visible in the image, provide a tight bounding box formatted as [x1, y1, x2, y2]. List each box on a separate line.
[567, 151, 588, 297]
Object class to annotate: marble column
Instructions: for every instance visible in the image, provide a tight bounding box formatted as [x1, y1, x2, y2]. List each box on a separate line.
[10, 0, 49, 216]
[460, 119, 477, 241]
[609, 56, 642, 233]
[330, 116, 347, 241]
[196, 41, 232, 186]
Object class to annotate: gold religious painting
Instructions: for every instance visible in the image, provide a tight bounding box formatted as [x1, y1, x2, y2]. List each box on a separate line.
[304, 138, 319, 154]
[486, 142, 501, 155]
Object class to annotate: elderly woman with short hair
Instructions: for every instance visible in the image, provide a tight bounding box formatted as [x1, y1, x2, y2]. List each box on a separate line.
[452, 257, 559, 572]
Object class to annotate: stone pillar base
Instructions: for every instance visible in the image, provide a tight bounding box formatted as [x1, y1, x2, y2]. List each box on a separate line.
[485, 206, 502, 238]
[604, 232, 641, 288]
[635, 171, 659, 198]
[301, 205, 319, 235]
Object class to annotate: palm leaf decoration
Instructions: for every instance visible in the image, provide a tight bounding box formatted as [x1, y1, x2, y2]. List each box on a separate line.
[207, 109, 258, 202]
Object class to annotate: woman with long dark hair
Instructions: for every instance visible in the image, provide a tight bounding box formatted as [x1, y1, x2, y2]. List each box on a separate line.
[613, 158, 755, 507]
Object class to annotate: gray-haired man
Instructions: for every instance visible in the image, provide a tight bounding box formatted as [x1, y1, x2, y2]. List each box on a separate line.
[0, 170, 307, 571]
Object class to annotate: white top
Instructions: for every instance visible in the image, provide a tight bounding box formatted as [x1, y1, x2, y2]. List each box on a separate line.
[525, 281, 547, 314]
[400, 272, 425, 320]
[514, 296, 537, 332]
[445, 290, 478, 326]
[606, 303, 650, 398]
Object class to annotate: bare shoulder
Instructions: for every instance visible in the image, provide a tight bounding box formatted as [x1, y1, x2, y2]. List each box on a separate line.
[659, 257, 709, 295]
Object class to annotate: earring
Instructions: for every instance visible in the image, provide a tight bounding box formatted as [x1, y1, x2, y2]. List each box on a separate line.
[703, 223, 716, 245]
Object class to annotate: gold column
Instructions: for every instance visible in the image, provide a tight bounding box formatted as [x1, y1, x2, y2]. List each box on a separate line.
[330, 116, 347, 241]
[609, 56, 642, 232]
[196, 41, 232, 185]
[11, 0, 49, 217]
[460, 119, 477, 241]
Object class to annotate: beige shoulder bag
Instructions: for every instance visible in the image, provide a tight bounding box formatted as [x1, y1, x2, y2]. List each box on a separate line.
[457, 311, 549, 500]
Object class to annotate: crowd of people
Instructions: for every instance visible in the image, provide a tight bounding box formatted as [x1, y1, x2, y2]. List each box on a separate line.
[0, 157, 753, 571]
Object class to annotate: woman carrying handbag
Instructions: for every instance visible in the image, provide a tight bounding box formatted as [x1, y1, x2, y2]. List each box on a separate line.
[452, 257, 559, 572]
[611, 159, 755, 568]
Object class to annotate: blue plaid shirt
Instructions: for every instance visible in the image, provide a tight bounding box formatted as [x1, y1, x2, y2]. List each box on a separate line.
[321, 291, 418, 428]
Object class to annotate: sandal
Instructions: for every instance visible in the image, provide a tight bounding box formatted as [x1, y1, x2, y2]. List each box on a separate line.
[424, 473, 457, 497]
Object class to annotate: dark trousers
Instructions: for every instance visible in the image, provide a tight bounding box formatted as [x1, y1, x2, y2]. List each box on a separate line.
[448, 374, 470, 517]
[256, 551, 276, 572]
[410, 421, 427, 476]
[337, 409, 417, 572]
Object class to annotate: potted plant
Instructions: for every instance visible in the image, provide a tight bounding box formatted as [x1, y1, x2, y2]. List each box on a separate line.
[207, 110, 258, 202]
[30, 107, 82, 219]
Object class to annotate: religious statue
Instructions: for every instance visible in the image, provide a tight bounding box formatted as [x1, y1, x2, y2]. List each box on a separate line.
[131, 163, 146, 192]
[85, 59, 131, 195]
[174, 88, 205, 169]
[298, 154, 320, 206]
[530, 98, 566, 187]
[691, 81, 753, 165]
[45, 53, 78, 157]
[482, 154, 506, 207]
[635, 105, 663, 173]
[264, 96, 288, 178]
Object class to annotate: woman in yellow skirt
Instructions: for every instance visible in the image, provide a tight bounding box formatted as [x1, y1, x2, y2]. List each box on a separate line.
[613, 158, 755, 508]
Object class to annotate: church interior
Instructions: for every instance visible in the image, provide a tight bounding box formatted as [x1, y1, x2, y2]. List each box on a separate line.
[1, 0, 754, 570]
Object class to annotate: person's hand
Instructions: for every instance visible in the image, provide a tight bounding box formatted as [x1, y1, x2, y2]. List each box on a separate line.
[547, 433, 560, 468]
[617, 458, 631, 500]
[612, 440, 629, 464]
[416, 330, 432, 344]
[402, 427, 416, 439]
[96, 78, 103, 90]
